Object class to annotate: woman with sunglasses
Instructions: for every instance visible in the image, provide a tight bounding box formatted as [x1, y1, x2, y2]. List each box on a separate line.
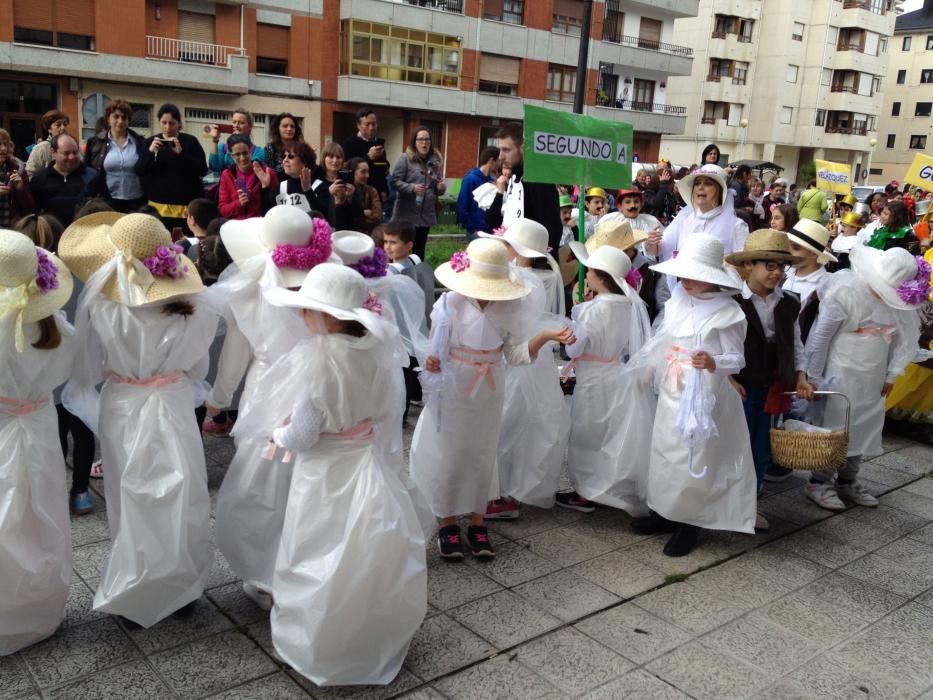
[218, 134, 278, 220]
[275, 142, 331, 220]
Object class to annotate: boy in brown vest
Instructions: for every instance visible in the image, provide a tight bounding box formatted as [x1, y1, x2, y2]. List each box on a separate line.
[725, 229, 815, 528]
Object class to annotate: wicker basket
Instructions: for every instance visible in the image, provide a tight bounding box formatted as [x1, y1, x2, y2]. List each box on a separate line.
[769, 391, 850, 471]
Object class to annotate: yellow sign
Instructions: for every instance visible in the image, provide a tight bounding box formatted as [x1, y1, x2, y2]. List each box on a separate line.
[904, 152, 933, 194]
[815, 159, 852, 195]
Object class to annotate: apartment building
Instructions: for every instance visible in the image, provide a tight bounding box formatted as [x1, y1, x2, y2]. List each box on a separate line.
[0, 0, 699, 178]
[661, 0, 904, 184]
[872, 0, 933, 184]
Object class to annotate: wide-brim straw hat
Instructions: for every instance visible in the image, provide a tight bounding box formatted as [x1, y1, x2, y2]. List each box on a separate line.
[264, 262, 383, 335]
[0, 229, 73, 324]
[788, 219, 838, 263]
[725, 228, 804, 265]
[59, 212, 202, 305]
[581, 245, 632, 293]
[221, 205, 335, 288]
[569, 217, 648, 263]
[650, 232, 742, 290]
[332, 230, 375, 265]
[676, 164, 729, 207]
[434, 238, 530, 301]
[851, 245, 924, 311]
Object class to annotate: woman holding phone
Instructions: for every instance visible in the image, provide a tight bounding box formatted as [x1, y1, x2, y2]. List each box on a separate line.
[137, 103, 208, 234]
[390, 127, 446, 258]
[317, 141, 359, 229]
[218, 134, 278, 220]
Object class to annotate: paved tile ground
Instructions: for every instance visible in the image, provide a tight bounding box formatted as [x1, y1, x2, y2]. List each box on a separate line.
[6, 425, 933, 699]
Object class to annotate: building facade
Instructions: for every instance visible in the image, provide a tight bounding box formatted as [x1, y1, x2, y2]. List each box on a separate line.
[0, 0, 699, 179]
[661, 0, 904, 185]
[872, 0, 933, 184]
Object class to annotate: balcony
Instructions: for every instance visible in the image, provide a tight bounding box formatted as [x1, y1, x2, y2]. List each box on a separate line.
[396, 0, 464, 11]
[600, 31, 693, 58]
[146, 36, 243, 66]
[826, 125, 867, 136]
[842, 0, 887, 14]
[591, 97, 687, 134]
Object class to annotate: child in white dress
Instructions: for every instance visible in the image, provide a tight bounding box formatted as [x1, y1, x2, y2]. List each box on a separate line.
[234, 263, 426, 686]
[565, 245, 653, 515]
[60, 213, 218, 627]
[411, 239, 574, 559]
[629, 233, 756, 557]
[0, 230, 74, 654]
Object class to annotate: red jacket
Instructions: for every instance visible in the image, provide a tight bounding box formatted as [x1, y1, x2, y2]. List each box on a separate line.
[218, 164, 277, 219]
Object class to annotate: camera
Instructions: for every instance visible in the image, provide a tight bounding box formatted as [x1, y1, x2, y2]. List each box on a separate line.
[338, 169, 353, 183]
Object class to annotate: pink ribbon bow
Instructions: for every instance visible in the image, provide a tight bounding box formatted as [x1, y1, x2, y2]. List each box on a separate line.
[0, 395, 48, 417]
[855, 325, 897, 343]
[449, 345, 502, 398]
[560, 353, 620, 380]
[665, 345, 691, 392]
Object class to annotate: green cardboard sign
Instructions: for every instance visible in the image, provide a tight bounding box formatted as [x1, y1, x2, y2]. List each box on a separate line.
[522, 104, 633, 189]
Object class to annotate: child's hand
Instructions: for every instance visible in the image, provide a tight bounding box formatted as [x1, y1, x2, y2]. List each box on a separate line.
[729, 376, 747, 400]
[796, 377, 816, 400]
[881, 382, 894, 398]
[552, 327, 576, 345]
[691, 351, 716, 372]
[425, 355, 441, 373]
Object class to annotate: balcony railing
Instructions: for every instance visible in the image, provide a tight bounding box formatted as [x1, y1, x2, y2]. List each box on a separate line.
[842, 0, 886, 13]
[601, 31, 693, 57]
[830, 85, 859, 93]
[826, 125, 868, 135]
[398, 0, 464, 11]
[836, 42, 866, 52]
[596, 96, 687, 115]
[146, 36, 243, 66]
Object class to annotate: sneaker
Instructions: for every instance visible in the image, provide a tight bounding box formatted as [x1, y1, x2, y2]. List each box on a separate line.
[764, 465, 794, 483]
[467, 525, 495, 558]
[631, 511, 676, 535]
[202, 413, 232, 437]
[437, 524, 465, 560]
[836, 481, 879, 508]
[242, 582, 274, 611]
[485, 498, 521, 520]
[663, 525, 699, 557]
[70, 491, 94, 515]
[805, 482, 846, 511]
[755, 510, 771, 531]
[89, 460, 104, 478]
[554, 490, 596, 513]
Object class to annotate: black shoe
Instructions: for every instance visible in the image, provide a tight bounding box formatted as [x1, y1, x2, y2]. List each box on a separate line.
[764, 465, 794, 483]
[663, 525, 699, 557]
[631, 511, 676, 535]
[554, 490, 596, 513]
[172, 600, 199, 618]
[467, 525, 495, 559]
[438, 524, 465, 560]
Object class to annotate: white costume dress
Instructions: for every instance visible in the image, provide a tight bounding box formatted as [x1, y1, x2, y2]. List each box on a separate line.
[235, 328, 426, 686]
[497, 268, 568, 508]
[639, 287, 756, 533]
[660, 194, 748, 262]
[0, 314, 73, 654]
[206, 259, 308, 592]
[805, 272, 919, 459]
[783, 266, 830, 306]
[411, 292, 533, 517]
[566, 293, 653, 515]
[66, 298, 217, 627]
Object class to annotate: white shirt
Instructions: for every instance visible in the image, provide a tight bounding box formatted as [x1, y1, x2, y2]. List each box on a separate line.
[783, 266, 829, 305]
[740, 283, 806, 372]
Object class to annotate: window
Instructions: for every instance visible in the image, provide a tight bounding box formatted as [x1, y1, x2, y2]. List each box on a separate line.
[603, 0, 623, 44]
[712, 14, 730, 37]
[484, 0, 524, 25]
[638, 17, 662, 50]
[910, 134, 927, 149]
[780, 106, 793, 124]
[701, 101, 729, 124]
[734, 62, 749, 85]
[880, 37, 887, 52]
[739, 19, 753, 42]
[821, 68, 832, 86]
[81, 93, 110, 141]
[13, 0, 95, 51]
[546, 64, 576, 102]
[922, 69, 933, 84]
[897, 70, 906, 84]
[632, 78, 655, 110]
[886, 134, 896, 148]
[815, 109, 826, 126]
[892, 102, 901, 116]
[792, 22, 804, 41]
[708, 58, 729, 80]
[903, 36, 912, 50]
[478, 54, 519, 96]
[339, 21, 461, 88]
[786, 64, 799, 83]
[256, 23, 289, 76]
[552, 0, 583, 36]
[129, 103, 153, 137]
[477, 126, 499, 162]
[916, 102, 932, 117]
[872, 76, 882, 94]
[928, 35, 933, 50]
[711, 14, 753, 41]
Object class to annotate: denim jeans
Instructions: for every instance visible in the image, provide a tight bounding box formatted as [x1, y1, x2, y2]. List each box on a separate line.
[742, 387, 773, 490]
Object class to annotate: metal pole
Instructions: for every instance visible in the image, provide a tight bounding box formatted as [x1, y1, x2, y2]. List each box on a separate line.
[573, 0, 594, 114]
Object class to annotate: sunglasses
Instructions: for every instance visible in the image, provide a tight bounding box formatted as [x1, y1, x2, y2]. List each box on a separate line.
[283, 152, 297, 160]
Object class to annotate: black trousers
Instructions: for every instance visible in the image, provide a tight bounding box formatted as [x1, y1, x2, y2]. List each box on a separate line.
[56, 404, 95, 495]
[413, 226, 430, 260]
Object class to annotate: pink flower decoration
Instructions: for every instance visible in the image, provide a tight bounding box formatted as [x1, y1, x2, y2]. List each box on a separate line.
[450, 250, 470, 273]
[895, 255, 932, 306]
[625, 267, 642, 290]
[271, 217, 333, 271]
[363, 291, 383, 316]
[35, 249, 59, 294]
[491, 226, 507, 237]
[143, 244, 186, 279]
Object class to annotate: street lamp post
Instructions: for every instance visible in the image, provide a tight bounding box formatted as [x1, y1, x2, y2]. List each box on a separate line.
[739, 118, 749, 160]
[866, 137, 877, 185]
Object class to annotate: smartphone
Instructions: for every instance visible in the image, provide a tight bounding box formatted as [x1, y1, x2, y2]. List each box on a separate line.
[338, 169, 353, 183]
[156, 138, 174, 145]
[171, 226, 184, 242]
[202, 124, 234, 135]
